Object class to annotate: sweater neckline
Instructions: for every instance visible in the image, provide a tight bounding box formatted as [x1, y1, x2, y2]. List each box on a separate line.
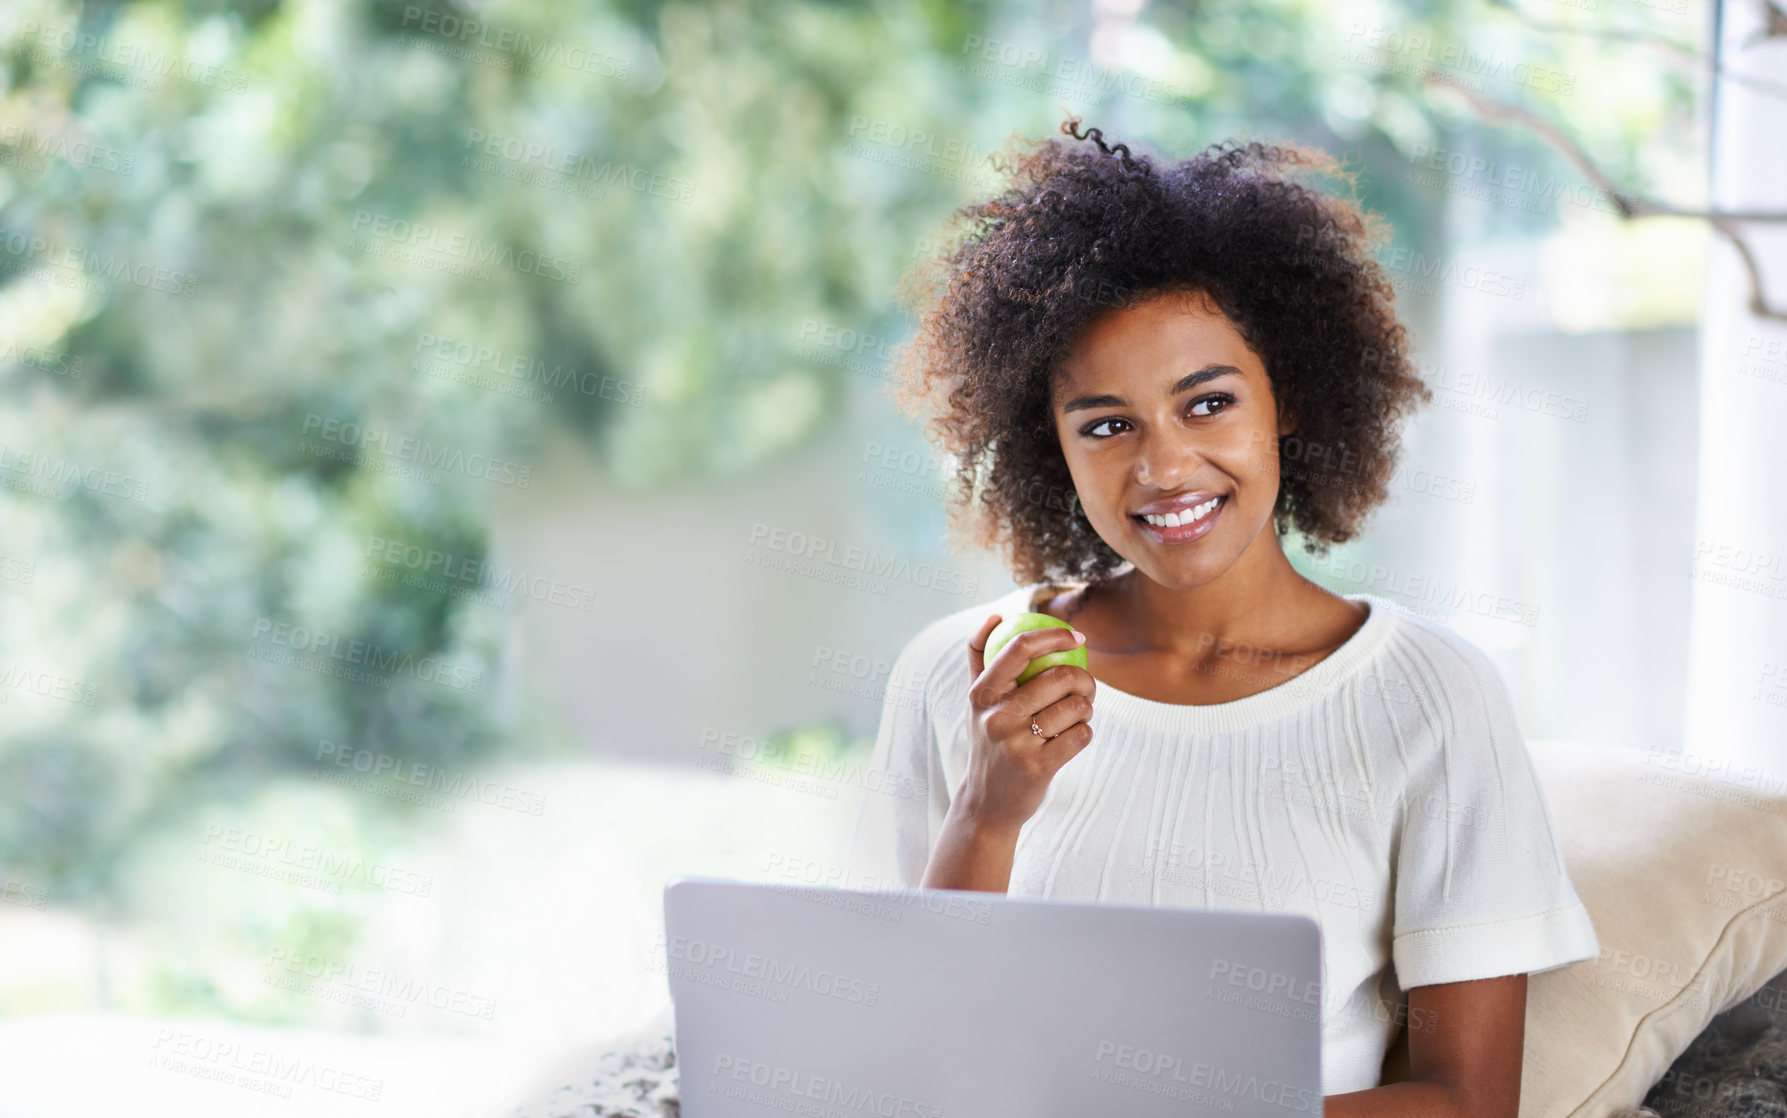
[1008, 582, 1400, 734]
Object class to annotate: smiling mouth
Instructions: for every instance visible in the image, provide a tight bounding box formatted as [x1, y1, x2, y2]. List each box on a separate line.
[1131, 495, 1227, 541]
[1133, 495, 1225, 528]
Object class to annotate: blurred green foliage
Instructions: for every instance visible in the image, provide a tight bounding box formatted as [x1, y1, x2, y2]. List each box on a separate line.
[0, 0, 1696, 951]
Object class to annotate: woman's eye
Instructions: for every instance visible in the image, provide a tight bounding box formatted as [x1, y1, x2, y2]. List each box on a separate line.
[1081, 418, 1130, 439]
[1080, 398, 1233, 437]
[1190, 393, 1235, 417]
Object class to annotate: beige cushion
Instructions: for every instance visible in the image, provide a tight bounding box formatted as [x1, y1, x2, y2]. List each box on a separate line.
[1519, 740, 1787, 1117]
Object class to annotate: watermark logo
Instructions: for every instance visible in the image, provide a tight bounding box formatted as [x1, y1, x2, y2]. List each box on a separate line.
[460, 128, 693, 203]
[18, 21, 251, 94]
[313, 740, 546, 817]
[348, 209, 583, 286]
[0, 228, 199, 297]
[0, 339, 84, 379]
[1, 877, 48, 910]
[696, 727, 927, 803]
[149, 1028, 383, 1102]
[1690, 538, 1786, 602]
[247, 617, 484, 693]
[0, 123, 135, 177]
[648, 933, 882, 1007]
[410, 332, 647, 406]
[300, 414, 532, 489]
[703, 1053, 944, 1117]
[1401, 143, 1620, 218]
[956, 34, 1201, 105]
[264, 948, 498, 1021]
[398, 6, 632, 79]
[1340, 24, 1576, 97]
[1089, 1037, 1318, 1112]
[363, 535, 592, 613]
[198, 824, 434, 898]
[745, 521, 981, 599]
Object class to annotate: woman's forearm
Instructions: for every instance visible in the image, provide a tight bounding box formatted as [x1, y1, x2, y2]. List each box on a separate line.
[920, 805, 1021, 892]
[1325, 1081, 1493, 1118]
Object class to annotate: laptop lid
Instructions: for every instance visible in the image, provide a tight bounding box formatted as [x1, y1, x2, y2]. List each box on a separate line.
[661, 876, 1323, 1117]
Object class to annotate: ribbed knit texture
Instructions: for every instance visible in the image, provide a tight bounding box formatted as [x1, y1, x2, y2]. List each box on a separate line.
[845, 580, 1600, 1095]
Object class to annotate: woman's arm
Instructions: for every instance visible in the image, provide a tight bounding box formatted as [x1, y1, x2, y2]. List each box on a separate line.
[920, 806, 1021, 892]
[921, 614, 1096, 892]
[1325, 973, 1528, 1118]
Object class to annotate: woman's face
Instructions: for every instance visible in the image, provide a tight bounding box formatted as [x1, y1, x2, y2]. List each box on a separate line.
[1050, 289, 1294, 591]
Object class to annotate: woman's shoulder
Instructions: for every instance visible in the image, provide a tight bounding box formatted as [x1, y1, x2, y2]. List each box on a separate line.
[1367, 599, 1511, 692]
[1358, 600, 1529, 766]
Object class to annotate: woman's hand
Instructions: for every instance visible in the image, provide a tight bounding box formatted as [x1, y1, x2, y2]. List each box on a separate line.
[920, 614, 1096, 892]
[959, 613, 1097, 830]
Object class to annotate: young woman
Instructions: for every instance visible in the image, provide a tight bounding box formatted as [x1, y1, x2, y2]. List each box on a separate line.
[846, 120, 1598, 1116]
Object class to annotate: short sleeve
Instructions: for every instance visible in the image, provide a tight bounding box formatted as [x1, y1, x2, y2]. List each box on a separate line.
[1389, 634, 1600, 989]
[842, 623, 956, 891]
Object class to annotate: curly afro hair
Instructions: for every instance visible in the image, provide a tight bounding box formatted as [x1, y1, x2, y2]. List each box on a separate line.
[891, 117, 1432, 587]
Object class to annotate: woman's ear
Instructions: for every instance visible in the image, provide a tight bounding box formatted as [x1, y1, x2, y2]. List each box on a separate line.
[1276, 398, 1299, 438]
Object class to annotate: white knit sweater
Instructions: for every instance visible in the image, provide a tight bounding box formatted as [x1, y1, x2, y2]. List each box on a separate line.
[845, 580, 1599, 1095]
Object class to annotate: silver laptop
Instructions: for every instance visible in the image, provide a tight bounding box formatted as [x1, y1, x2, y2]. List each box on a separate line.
[661, 876, 1323, 1117]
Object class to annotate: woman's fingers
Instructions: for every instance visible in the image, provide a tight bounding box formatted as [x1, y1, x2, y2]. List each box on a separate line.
[1039, 720, 1096, 770]
[1012, 659, 1097, 707]
[1025, 689, 1096, 738]
[966, 614, 1001, 680]
[988, 665, 1093, 736]
[973, 626, 1089, 706]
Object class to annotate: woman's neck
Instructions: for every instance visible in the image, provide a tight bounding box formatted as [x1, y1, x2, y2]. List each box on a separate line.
[1084, 532, 1356, 663]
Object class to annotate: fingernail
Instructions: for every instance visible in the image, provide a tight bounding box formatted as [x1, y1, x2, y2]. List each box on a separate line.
[1072, 630, 1086, 644]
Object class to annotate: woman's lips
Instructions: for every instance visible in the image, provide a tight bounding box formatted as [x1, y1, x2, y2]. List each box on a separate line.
[1132, 495, 1226, 544]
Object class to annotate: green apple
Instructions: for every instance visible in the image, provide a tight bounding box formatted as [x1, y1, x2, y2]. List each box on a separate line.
[985, 612, 1088, 685]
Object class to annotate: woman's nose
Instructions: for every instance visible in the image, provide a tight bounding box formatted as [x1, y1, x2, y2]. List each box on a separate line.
[1135, 433, 1201, 489]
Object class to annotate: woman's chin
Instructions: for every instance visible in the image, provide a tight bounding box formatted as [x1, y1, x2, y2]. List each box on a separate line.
[1123, 556, 1229, 594]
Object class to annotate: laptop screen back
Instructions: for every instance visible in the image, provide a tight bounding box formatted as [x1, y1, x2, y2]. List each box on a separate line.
[662, 876, 1323, 1117]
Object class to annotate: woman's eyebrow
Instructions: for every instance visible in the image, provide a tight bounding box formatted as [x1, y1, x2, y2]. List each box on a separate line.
[1059, 364, 1242, 413]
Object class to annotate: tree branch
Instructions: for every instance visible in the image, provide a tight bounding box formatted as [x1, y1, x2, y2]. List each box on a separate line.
[1483, 0, 1787, 103]
[1746, 0, 1787, 47]
[1420, 72, 1787, 320]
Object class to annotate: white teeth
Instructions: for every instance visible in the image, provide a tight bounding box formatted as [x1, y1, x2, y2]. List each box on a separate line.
[1142, 497, 1222, 528]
